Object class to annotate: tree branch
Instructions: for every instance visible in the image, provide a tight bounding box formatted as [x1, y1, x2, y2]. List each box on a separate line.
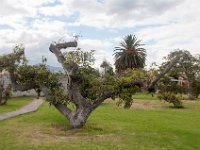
[147, 55, 181, 90]
[49, 41, 90, 107]
[40, 85, 72, 118]
[53, 102, 72, 119]
[92, 80, 144, 109]
[92, 92, 114, 109]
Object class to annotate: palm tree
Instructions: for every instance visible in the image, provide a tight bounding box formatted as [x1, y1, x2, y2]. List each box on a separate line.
[114, 34, 146, 74]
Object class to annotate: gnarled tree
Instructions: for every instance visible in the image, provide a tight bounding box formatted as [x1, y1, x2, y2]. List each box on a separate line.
[38, 40, 183, 129]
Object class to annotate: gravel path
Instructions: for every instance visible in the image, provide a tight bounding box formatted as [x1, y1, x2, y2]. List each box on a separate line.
[0, 98, 44, 121]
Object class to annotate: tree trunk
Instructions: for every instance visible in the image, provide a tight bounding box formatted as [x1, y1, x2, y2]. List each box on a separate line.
[69, 107, 92, 129]
[184, 73, 194, 100]
[51, 99, 93, 129]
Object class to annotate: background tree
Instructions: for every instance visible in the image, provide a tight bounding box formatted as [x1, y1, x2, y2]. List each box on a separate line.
[100, 60, 114, 76]
[0, 44, 25, 105]
[114, 34, 146, 74]
[160, 50, 199, 100]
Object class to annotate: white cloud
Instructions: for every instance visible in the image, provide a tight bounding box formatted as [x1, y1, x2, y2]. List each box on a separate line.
[78, 39, 114, 68]
[0, 0, 200, 69]
[39, 5, 73, 17]
[51, 0, 183, 28]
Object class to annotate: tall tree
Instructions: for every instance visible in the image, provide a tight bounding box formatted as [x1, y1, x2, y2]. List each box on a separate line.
[160, 50, 198, 99]
[114, 34, 146, 74]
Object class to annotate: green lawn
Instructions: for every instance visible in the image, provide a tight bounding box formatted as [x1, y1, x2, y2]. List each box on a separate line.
[133, 92, 159, 100]
[0, 97, 200, 150]
[0, 96, 34, 113]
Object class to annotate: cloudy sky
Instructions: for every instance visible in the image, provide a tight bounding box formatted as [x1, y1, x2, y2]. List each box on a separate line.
[0, 0, 200, 68]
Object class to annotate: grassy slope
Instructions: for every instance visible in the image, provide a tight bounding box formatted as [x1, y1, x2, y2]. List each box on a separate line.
[0, 99, 200, 150]
[0, 96, 34, 113]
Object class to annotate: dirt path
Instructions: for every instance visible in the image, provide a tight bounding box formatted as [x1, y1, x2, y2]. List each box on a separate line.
[0, 99, 44, 121]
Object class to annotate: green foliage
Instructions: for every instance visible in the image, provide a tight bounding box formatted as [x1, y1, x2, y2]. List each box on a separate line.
[77, 65, 145, 108]
[78, 66, 100, 100]
[0, 45, 26, 105]
[79, 68, 144, 108]
[161, 49, 200, 99]
[15, 62, 69, 105]
[157, 92, 183, 108]
[63, 48, 95, 67]
[0, 44, 26, 72]
[157, 76, 184, 108]
[111, 69, 145, 108]
[79, 66, 117, 101]
[116, 86, 139, 108]
[191, 81, 200, 98]
[119, 68, 147, 81]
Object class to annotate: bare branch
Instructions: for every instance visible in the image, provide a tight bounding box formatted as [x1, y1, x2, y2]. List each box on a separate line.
[40, 85, 72, 118]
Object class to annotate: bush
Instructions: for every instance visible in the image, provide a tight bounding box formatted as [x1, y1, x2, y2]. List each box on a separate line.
[158, 92, 183, 108]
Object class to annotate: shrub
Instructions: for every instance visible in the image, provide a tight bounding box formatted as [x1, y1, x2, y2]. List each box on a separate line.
[158, 92, 183, 108]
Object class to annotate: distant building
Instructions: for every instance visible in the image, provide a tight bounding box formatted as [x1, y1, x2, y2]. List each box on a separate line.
[169, 75, 189, 88]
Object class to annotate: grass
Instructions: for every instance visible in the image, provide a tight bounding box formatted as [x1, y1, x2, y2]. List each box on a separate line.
[0, 96, 34, 113]
[133, 92, 200, 101]
[0, 96, 200, 150]
[133, 92, 159, 100]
